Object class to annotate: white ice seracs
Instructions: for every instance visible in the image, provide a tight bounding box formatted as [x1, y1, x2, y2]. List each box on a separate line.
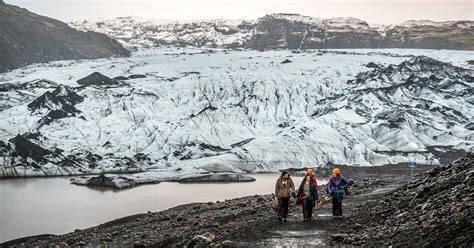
[0, 48, 472, 178]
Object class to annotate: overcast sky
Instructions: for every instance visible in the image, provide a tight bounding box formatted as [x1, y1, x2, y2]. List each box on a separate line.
[5, 0, 473, 24]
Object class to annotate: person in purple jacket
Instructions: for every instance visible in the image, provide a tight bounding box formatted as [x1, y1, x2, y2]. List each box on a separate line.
[326, 168, 350, 218]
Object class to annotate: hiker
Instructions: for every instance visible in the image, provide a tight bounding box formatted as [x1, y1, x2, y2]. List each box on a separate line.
[275, 171, 295, 223]
[307, 168, 322, 209]
[296, 174, 318, 221]
[327, 168, 349, 218]
[306, 168, 319, 188]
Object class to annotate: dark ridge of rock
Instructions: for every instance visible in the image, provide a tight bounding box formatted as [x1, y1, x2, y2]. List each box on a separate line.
[113, 74, 147, 81]
[350, 56, 473, 98]
[46, 109, 70, 119]
[281, 59, 292, 64]
[0, 2, 129, 73]
[27, 85, 83, 126]
[27, 85, 83, 112]
[230, 138, 255, 148]
[181, 71, 201, 76]
[21, 132, 42, 141]
[198, 143, 230, 152]
[82, 174, 121, 188]
[339, 153, 474, 247]
[128, 74, 147, 79]
[113, 76, 129, 81]
[467, 60, 474, 65]
[365, 62, 380, 68]
[9, 134, 51, 162]
[37, 109, 76, 126]
[357, 56, 465, 82]
[70, 173, 160, 189]
[251, 17, 474, 50]
[0, 79, 59, 92]
[251, 14, 383, 50]
[465, 123, 474, 130]
[77, 72, 118, 86]
[0, 80, 63, 111]
[190, 104, 218, 118]
[384, 21, 474, 50]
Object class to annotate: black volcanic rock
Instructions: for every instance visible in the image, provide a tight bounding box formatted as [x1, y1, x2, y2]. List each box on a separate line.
[28, 85, 83, 112]
[70, 173, 160, 189]
[0, 1, 129, 73]
[365, 62, 380, 68]
[28, 85, 84, 126]
[113, 76, 129, 81]
[77, 72, 118, 86]
[9, 134, 51, 162]
[281, 59, 292, 64]
[128, 74, 147, 79]
[37, 109, 74, 126]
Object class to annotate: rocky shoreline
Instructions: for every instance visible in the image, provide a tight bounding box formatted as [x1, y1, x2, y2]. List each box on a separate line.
[5, 156, 472, 247]
[332, 152, 474, 247]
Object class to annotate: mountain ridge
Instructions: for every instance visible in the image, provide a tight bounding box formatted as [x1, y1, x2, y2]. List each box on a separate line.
[70, 13, 474, 50]
[0, 1, 130, 73]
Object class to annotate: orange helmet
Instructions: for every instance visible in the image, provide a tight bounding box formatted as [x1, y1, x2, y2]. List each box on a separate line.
[306, 168, 313, 174]
[332, 168, 341, 175]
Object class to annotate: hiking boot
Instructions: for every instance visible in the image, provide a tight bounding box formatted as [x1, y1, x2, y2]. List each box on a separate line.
[277, 217, 283, 223]
[283, 218, 288, 223]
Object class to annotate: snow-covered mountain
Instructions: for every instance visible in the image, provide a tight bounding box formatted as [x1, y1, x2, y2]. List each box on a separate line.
[71, 16, 255, 49]
[0, 48, 473, 178]
[70, 14, 474, 50]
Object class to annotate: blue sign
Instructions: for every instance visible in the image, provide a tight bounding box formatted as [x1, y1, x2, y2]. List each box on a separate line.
[408, 161, 417, 168]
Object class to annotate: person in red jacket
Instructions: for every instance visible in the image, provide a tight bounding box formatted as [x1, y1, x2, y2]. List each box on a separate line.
[296, 173, 319, 221]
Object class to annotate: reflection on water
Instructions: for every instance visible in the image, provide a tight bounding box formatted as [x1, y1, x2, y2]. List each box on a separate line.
[0, 174, 327, 242]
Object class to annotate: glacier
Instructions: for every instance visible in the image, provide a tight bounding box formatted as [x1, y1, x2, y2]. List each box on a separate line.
[0, 48, 473, 178]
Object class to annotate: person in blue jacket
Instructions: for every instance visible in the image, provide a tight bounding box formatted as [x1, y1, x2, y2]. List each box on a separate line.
[327, 168, 349, 218]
